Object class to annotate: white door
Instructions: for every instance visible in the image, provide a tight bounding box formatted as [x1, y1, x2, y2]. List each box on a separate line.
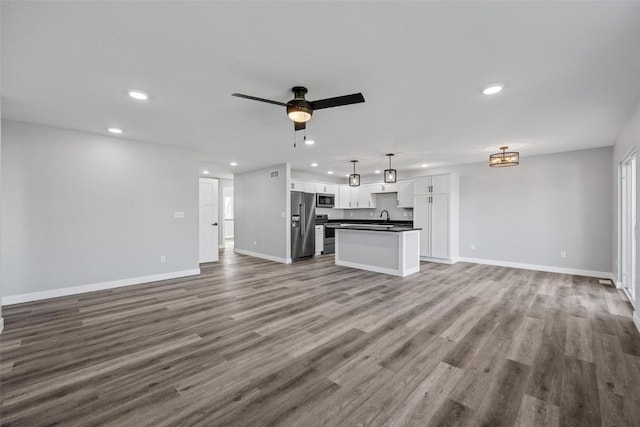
[199, 178, 219, 263]
[414, 195, 430, 257]
[431, 194, 450, 259]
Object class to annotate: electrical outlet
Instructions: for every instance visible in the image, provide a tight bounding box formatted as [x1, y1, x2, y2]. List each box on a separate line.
[471, 244, 475, 250]
[403, 212, 408, 217]
[173, 211, 184, 219]
[409, 212, 412, 217]
[350, 212, 353, 217]
[560, 251, 567, 258]
[160, 255, 166, 263]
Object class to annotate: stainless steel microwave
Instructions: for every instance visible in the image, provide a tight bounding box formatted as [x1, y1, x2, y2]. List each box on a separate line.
[316, 193, 335, 208]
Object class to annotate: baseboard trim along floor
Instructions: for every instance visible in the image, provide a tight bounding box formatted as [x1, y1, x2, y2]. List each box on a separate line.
[457, 256, 614, 280]
[1, 269, 201, 306]
[234, 248, 290, 264]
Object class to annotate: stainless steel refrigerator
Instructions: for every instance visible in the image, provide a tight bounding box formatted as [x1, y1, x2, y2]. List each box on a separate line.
[291, 191, 316, 260]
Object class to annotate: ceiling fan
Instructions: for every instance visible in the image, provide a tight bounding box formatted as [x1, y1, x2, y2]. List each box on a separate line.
[232, 86, 365, 132]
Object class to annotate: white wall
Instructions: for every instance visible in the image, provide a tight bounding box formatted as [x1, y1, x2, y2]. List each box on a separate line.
[234, 163, 289, 262]
[405, 147, 613, 274]
[613, 99, 640, 319]
[1, 121, 200, 300]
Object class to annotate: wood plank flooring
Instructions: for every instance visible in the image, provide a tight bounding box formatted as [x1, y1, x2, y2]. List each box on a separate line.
[1, 250, 640, 426]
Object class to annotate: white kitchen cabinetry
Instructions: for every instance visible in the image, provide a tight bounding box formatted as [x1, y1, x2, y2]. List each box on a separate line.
[316, 183, 338, 195]
[291, 179, 303, 191]
[370, 183, 398, 194]
[303, 182, 317, 194]
[358, 185, 376, 208]
[413, 173, 459, 263]
[338, 186, 352, 208]
[414, 174, 450, 195]
[315, 225, 324, 255]
[397, 181, 414, 208]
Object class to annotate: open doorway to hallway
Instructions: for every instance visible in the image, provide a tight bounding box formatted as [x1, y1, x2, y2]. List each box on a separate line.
[621, 151, 636, 303]
[223, 185, 234, 249]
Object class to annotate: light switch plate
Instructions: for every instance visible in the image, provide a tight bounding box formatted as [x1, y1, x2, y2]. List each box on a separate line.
[174, 211, 185, 218]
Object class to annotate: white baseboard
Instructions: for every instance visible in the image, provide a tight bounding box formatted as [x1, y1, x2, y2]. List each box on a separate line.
[420, 256, 455, 265]
[457, 257, 614, 280]
[0, 317, 4, 334]
[634, 311, 640, 334]
[1, 268, 201, 306]
[234, 248, 288, 264]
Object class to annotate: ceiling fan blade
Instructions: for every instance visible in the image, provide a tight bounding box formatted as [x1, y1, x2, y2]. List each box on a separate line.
[294, 121, 306, 132]
[310, 93, 365, 110]
[231, 93, 287, 107]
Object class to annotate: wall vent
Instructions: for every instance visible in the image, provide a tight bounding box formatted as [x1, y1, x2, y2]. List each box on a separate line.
[270, 170, 279, 178]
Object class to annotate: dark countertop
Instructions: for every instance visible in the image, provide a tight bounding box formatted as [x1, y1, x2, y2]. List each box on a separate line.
[325, 219, 414, 226]
[325, 223, 421, 233]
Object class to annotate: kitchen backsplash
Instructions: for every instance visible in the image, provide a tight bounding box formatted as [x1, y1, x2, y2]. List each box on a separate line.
[324, 193, 412, 221]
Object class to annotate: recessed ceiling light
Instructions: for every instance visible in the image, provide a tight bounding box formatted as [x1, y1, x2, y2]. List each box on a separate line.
[202, 170, 210, 175]
[230, 162, 238, 166]
[374, 170, 381, 174]
[482, 84, 503, 95]
[327, 171, 334, 175]
[107, 127, 123, 134]
[311, 162, 318, 167]
[305, 139, 315, 145]
[128, 90, 149, 100]
[421, 164, 429, 167]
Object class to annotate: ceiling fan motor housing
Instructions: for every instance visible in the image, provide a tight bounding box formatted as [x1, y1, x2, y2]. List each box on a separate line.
[287, 87, 313, 122]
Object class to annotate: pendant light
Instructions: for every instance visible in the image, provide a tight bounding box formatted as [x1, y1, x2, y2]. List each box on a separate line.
[489, 146, 519, 168]
[384, 153, 397, 183]
[349, 160, 360, 187]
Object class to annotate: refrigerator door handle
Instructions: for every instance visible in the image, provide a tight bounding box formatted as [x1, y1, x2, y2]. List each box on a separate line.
[300, 204, 305, 236]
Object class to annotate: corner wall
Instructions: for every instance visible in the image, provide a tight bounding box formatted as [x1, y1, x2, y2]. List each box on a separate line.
[407, 147, 613, 276]
[1, 121, 200, 303]
[234, 163, 289, 262]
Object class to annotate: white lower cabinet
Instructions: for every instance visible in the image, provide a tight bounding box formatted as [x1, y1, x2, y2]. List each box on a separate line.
[315, 225, 324, 255]
[413, 173, 459, 263]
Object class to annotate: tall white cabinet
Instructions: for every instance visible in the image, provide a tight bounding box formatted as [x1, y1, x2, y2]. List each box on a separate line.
[413, 173, 459, 264]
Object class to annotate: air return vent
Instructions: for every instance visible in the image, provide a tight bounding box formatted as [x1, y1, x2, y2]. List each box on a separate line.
[270, 170, 279, 178]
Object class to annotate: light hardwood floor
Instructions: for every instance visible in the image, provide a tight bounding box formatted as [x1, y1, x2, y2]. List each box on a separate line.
[1, 250, 640, 426]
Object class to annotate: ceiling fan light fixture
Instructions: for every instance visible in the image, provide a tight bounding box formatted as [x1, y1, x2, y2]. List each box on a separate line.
[287, 98, 313, 123]
[489, 146, 519, 167]
[384, 153, 397, 183]
[349, 160, 360, 187]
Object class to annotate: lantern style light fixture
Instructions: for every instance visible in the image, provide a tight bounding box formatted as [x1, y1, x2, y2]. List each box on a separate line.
[384, 153, 397, 183]
[489, 146, 519, 168]
[349, 160, 360, 187]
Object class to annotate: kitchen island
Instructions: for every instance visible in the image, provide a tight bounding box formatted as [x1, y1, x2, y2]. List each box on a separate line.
[326, 224, 421, 277]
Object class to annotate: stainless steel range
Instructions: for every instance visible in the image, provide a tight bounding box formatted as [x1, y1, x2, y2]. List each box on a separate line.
[315, 214, 334, 254]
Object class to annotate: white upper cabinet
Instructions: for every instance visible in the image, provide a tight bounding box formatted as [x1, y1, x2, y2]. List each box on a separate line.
[414, 174, 451, 195]
[358, 185, 376, 208]
[397, 181, 414, 207]
[370, 183, 398, 194]
[316, 183, 338, 195]
[303, 182, 317, 194]
[338, 185, 352, 208]
[291, 179, 303, 191]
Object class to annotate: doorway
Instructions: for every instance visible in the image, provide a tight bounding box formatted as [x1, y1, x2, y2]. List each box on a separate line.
[620, 151, 636, 302]
[199, 178, 219, 263]
[223, 186, 234, 249]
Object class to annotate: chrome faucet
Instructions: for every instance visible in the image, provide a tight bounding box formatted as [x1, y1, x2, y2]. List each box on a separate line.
[380, 210, 390, 221]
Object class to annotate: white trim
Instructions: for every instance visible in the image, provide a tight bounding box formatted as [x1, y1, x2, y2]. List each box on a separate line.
[616, 281, 623, 290]
[336, 259, 419, 277]
[457, 257, 615, 280]
[1, 269, 201, 306]
[234, 248, 288, 264]
[0, 318, 4, 334]
[634, 311, 640, 334]
[218, 244, 225, 249]
[420, 256, 456, 265]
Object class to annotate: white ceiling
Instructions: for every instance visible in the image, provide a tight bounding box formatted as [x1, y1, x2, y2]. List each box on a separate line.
[3, 1, 640, 179]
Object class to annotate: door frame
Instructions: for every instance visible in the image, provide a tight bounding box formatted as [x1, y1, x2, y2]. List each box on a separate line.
[619, 149, 636, 303]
